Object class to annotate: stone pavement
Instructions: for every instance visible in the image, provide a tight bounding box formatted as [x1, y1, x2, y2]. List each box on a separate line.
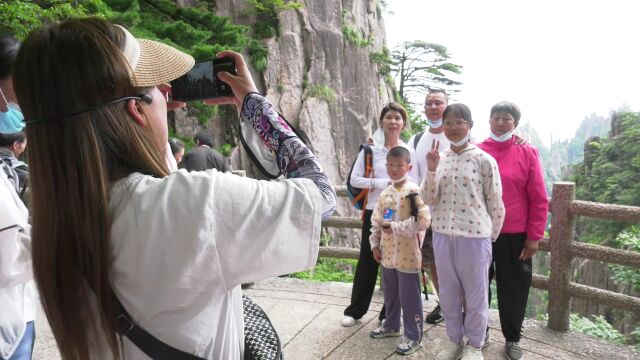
[33, 277, 638, 359]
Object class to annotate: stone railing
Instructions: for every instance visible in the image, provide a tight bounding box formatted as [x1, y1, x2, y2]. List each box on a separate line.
[319, 182, 640, 332]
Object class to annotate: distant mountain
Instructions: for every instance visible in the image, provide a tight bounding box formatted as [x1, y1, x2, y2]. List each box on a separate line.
[558, 113, 610, 165]
[516, 113, 610, 192]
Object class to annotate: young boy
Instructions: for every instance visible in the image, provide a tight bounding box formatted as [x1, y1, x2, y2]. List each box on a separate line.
[369, 146, 431, 355]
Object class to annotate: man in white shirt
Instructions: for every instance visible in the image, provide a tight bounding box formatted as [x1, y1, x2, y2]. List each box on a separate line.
[407, 89, 449, 324]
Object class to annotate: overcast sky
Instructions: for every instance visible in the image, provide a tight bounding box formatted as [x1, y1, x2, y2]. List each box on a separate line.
[383, 0, 640, 145]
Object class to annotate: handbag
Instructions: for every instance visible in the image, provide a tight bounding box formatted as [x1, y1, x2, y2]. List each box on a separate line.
[116, 294, 283, 359]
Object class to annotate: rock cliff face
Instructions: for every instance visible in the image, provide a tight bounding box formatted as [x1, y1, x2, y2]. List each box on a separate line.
[175, 0, 394, 245]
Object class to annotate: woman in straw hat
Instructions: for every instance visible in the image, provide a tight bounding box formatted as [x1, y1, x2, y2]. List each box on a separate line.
[13, 17, 336, 359]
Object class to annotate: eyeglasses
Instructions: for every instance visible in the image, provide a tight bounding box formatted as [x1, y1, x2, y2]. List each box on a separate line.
[443, 120, 468, 128]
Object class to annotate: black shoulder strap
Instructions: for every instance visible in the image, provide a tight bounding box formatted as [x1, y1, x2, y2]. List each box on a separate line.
[413, 131, 425, 150]
[407, 192, 419, 222]
[116, 298, 205, 360]
[0, 224, 23, 233]
[360, 143, 372, 159]
[360, 143, 373, 174]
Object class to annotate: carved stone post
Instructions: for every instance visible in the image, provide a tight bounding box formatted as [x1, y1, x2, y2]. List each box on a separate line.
[547, 182, 576, 331]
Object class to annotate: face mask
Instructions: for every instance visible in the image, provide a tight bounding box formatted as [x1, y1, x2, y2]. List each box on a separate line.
[0, 103, 25, 134]
[451, 131, 470, 147]
[427, 118, 443, 128]
[391, 173, 408, 185]
[0, 88, 24, 134]
[489, 130, 514, 142]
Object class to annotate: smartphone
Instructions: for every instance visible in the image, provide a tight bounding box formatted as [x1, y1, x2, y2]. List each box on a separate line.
[170, 57, 236, 101]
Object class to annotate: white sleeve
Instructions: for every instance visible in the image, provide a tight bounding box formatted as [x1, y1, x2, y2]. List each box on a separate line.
[0, 178, 32, 288]
[408, 147, 420, 184]
[212, 173, 323, 289]
[0, 227, 32, 288]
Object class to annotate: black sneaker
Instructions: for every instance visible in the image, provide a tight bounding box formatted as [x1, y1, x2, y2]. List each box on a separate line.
[426, 304, 444, 324]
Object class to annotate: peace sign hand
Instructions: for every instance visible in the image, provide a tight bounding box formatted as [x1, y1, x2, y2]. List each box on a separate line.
[426, 139, 440, 172]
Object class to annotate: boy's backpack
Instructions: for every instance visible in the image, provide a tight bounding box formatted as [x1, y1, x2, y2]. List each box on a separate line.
[346, 143, 373, 210]
[406, 192, 419, 221]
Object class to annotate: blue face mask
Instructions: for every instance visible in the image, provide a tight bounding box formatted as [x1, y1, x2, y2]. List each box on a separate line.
[427, 118, 443, 128]
[0, 102, 25, 134]
[489, 130, 514, 142]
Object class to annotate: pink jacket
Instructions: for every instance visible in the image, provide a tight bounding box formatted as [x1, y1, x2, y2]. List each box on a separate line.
[478, 136, 548, 240]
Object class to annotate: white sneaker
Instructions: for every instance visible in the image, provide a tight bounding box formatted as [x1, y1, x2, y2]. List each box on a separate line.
[341, 316, 356, 327]
[460, 343, 484, 360]
[436, 341, 463, 360]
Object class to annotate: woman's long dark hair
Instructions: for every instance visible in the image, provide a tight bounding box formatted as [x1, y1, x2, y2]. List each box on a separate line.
[13, 18, 168, 359]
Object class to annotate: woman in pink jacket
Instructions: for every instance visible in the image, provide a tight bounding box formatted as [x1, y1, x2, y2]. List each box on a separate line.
[477, 101, 548, 360]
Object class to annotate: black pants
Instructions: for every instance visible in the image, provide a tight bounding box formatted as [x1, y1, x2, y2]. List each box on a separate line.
[488, 233, 532, 342]
[344, 210, 385, 321]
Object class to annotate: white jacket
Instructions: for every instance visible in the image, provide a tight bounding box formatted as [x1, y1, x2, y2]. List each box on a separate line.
[92, 169, 323, 359]
[0, 164, 37, 359]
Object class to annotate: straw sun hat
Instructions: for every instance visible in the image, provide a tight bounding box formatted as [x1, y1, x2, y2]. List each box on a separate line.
[117, 25, 194, 87]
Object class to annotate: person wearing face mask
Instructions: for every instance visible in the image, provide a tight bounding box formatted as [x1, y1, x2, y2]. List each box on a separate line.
[0, 33, 29, 199]
[341, 102, 419, 328]
[0, 32, 37, 360]
[368, 146, 430, 355]
[407, 89, 450, 325]
[0, 35, 23, 137]
[477, 101, 548, 360]
[423, 104, 505, 360]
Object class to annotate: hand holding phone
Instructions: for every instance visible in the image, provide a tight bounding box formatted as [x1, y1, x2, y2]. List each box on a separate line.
[203, 51, 259, 109]
[170, 57, 237, 102]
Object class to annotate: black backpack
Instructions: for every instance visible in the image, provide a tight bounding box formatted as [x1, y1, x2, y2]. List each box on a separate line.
[346, 143, 373, 210]
[413, 130, 425, 150]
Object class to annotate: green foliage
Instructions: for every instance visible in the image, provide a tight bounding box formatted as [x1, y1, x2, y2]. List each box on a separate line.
[571, 112, 640, 244]
[608, 226, 640, 291]
[390, 40, 463, 106]
[214, 143, 233, 157]
[320, 232, 332, 247]
[569, 314, 627, 345]
[289, 258, 357, 283]
[1, 0, 252, 63]
[168, 128, 195, 152]
[341, 24, 371, 48]
[395, 97, 424, 141]
[538, 313, 634, 346]
[187, 101, 218, 127]
[307, 85, 335, 104]
[245, 0, 302, 39]
[0, 0, 87, 39]
[370, 47, 392, 76]
[631, 327, 640, 351]
[100, 0, 249, 60]
[247, 39, 268, 73]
